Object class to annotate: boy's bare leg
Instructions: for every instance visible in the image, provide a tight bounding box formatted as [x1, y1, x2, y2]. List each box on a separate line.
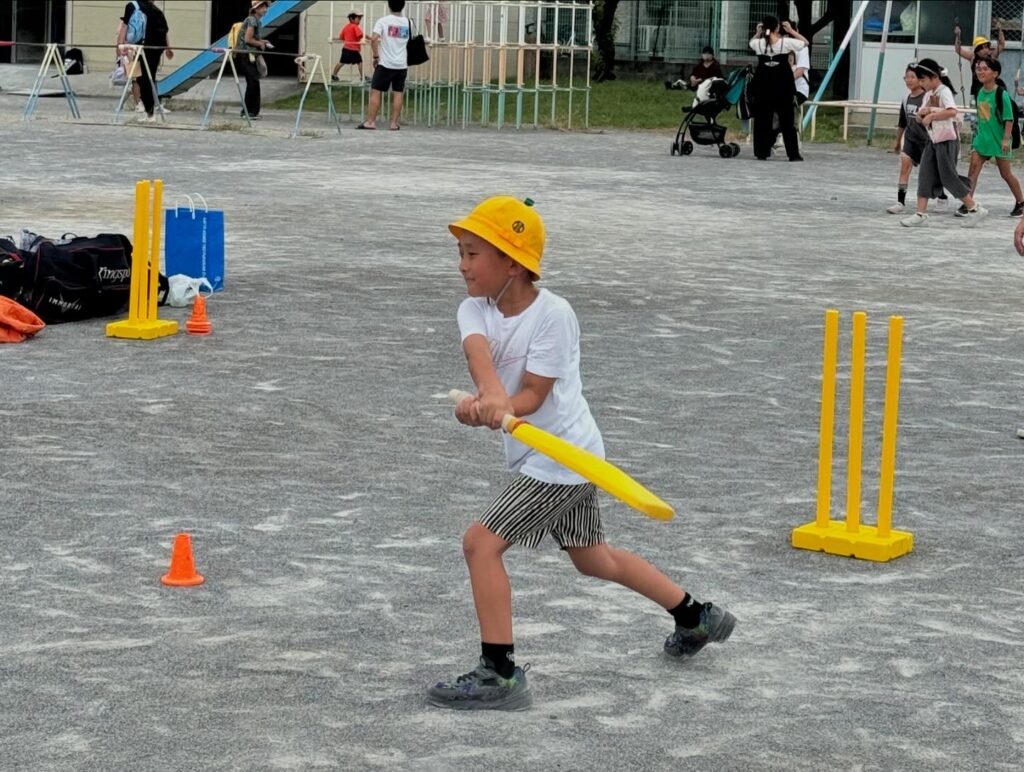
[898, 155, 912, 187]
[463, 523, 513, 642]
[996, 158, 1024, 201]
[566, 544, 685, 609]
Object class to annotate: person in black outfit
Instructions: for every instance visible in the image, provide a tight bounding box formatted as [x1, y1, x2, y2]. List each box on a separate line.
[234, 0, 272, 119]
[748, 16, 805, 161]
[121, 0, 172, 119]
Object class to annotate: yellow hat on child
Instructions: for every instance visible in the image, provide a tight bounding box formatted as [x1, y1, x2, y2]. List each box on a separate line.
[449, 196, 546, 277]
[973, 35, 990, 47]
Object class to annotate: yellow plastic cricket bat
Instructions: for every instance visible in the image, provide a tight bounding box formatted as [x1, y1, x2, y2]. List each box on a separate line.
[449, 390, 675, 521]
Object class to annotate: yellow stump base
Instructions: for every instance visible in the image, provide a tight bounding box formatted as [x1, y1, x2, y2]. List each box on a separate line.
[791, 520, 914, 563]
[106, 318, 179, 340]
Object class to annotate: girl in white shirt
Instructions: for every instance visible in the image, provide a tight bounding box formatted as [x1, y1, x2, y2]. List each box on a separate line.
[899, 58, 987, 228]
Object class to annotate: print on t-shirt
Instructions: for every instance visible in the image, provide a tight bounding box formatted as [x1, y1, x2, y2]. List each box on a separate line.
[387, 24, 409, 39]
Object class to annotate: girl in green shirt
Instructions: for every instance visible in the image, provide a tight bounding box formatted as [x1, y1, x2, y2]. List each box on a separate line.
[966, 57, 1024, 217]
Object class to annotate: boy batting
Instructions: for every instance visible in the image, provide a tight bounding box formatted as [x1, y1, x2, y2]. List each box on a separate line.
[428, 196, 736, 711]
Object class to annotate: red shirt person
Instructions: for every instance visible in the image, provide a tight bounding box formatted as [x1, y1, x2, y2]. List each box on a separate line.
[332, 11, 367, 80]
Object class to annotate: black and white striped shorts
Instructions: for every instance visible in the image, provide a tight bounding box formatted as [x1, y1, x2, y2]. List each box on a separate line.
[478, 474, 605, 549]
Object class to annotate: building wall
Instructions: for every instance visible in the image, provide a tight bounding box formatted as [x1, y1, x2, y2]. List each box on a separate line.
[68, 0, 209, 71]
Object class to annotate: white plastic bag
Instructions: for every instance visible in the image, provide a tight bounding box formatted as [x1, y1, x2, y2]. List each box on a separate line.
[166, 274, 213, 307]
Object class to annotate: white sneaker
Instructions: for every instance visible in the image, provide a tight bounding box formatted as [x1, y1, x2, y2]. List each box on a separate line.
[900, 212, 928, 227]
[933, 198, 951, 213]
[157, 104, 171, 114]
[134, 102, 145, 113]
[960, 206, 989, 228]
[1017, 427, 1024, 439]
[886, 202, 905, 214]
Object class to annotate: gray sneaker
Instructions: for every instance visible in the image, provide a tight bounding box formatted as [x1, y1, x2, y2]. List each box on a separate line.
[900, 212, 928, 227]
[960, 205, 989, 228]
[664, 602, 736, 658]
[427, 657, 532, 711]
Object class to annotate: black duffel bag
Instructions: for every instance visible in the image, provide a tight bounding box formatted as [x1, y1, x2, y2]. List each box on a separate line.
[18, 233, 133, 324]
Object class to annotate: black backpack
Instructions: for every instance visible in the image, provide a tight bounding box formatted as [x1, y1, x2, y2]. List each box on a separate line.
[142, 4, 170, 47]
[16, 234, 134, 324]
[995, 85, 1022, 150]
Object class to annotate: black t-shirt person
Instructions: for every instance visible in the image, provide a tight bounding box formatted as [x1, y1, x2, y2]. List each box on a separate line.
[121, 1, 168, 48]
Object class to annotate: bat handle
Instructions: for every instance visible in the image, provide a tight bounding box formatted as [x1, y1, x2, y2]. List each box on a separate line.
[448, 389, 474, 403]
[447, 389, 521, 432]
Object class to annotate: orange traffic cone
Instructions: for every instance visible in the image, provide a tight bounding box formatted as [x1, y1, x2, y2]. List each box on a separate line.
[185, 295, 212, 336]
[161, 532, 205, 586]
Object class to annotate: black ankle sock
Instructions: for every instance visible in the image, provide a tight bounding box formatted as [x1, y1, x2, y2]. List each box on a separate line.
[897, 186, 907, 205]
[481, 642, 515, 678]
[668, 593, 703, 628]
[938, 193, 948, 200]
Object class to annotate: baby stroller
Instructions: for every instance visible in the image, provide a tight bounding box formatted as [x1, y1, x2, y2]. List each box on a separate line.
[670, 66, 751, 158]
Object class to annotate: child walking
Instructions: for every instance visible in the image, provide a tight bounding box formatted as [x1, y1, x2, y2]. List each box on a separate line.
[887, 63, 950, 214]
[900, 59, 987, 228]
[963, 57, 1024, 217]
[428, 196, 736, 711]
[332, 11, 366, 81]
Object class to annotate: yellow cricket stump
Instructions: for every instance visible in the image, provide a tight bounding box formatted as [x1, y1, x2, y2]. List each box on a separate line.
[106, 179, 178, 340]
[791, 310, 914, 562]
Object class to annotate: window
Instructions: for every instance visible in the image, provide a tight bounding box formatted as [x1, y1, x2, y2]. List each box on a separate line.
[918, 1, 975, 46]
[862, 0, 917, 43]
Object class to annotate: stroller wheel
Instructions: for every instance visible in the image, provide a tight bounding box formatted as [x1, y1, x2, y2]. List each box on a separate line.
[680, 140, 694, 155]
[670, 141, 678, 156]
[729, 142, 741, 157]
[719, 144, 733, 158]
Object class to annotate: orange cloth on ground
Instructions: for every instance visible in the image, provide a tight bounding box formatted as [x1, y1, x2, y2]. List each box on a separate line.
[0, 296, 45, 343]
[340, 22, 363, 51]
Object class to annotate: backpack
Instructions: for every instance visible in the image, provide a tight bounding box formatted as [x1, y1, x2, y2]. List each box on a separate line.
[16, 234, 134, 324]
[995, 85, 1021, 150]
[62, 47, 85, 75]
[125, 1, 147, 45]
[228, 21, 243, 50]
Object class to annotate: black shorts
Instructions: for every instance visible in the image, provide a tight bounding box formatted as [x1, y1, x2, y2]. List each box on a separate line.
[902, 139, 926, 166]
[371, 65, 408, 93]
[340, 48, 362, 65]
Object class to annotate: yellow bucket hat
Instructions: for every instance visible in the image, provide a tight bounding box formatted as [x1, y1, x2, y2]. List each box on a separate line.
[449, 196, 546, 278]
[973, 35, 990, 48]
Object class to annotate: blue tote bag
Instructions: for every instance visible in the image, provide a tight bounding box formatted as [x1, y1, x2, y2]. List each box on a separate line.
[164, 195, 225, 291]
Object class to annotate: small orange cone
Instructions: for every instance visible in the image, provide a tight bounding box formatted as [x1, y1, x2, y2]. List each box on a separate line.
[161, 532, 205, 586]
[185, 295, 212, 336]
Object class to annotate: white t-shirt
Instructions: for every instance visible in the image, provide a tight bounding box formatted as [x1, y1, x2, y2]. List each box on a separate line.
[749, 36, 805, 56]
[373, 13, 409, 69]
[457, 288, 604, 484]
[793, 46, 810, 98]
